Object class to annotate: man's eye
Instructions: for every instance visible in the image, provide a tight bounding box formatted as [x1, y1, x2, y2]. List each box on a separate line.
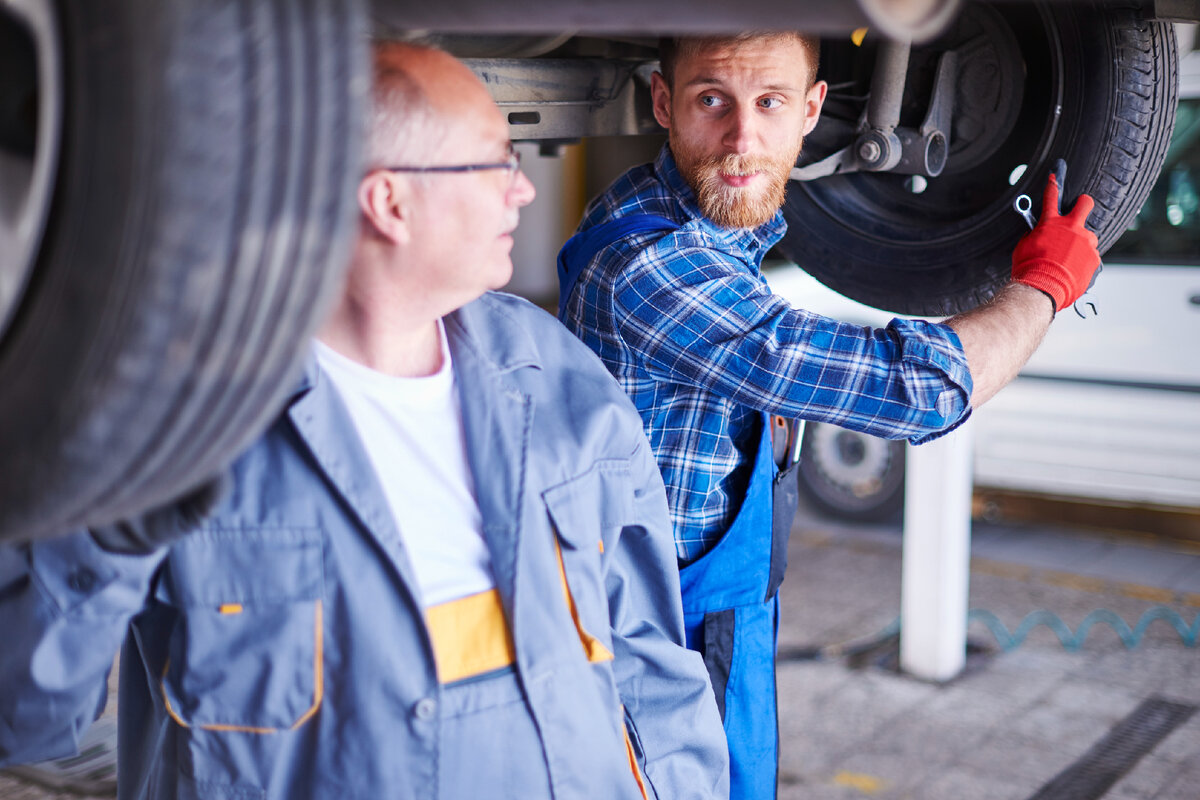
[759, 97, 783, 109]
[700, 95, 723, 108]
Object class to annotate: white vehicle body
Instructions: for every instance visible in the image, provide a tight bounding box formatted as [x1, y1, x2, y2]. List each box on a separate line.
[973, 267, 1200, 509]
[766, 260, 1200, 511]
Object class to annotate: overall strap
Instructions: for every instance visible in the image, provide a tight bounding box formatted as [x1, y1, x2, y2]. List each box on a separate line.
[556, 214, 678, 322]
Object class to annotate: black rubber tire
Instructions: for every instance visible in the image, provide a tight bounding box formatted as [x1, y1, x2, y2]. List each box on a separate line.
[797, 423, 906, 524]
[0, 0, 365, 543]
[778, 1, 1179, 315]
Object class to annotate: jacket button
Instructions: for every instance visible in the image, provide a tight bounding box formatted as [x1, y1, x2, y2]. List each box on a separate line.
[413, 697, 437, 720]
[66, 568, 97, 594]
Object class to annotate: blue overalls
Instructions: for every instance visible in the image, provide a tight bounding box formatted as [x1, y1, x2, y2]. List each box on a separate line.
[559, 218, 801, 800]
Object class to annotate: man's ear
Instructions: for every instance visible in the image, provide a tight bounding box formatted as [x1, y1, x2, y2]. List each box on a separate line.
[802, 80, 828, 137]
[357, 171, 411, 245]
[650, 71, 672, 131]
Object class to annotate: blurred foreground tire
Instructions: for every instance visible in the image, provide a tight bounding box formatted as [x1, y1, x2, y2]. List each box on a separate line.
[0, 0, 365, 542]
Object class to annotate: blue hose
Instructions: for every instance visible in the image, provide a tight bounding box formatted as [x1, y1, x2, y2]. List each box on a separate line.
[968, 607, 1200, 651]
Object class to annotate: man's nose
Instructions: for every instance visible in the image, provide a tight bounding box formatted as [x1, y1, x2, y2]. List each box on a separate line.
[509, 168, 536, 207]
[722, 105, 758, 154]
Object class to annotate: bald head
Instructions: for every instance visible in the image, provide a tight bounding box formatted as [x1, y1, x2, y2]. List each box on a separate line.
[365, 42, 501, 168]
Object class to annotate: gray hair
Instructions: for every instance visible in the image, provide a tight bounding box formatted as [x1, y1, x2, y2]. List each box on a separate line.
[364, 42, 448, 168]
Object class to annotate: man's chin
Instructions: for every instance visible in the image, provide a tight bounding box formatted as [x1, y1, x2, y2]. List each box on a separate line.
[489, 260, 515, 291]
[694, 171, 788, 229]
[701, 194, 782, 229]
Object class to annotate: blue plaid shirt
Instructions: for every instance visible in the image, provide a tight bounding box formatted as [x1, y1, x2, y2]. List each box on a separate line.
[563, 146, 973, 563]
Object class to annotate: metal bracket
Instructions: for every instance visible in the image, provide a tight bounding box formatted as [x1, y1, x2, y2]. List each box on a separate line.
[467, 57, 661, 142]
[791, 47, 958, 181]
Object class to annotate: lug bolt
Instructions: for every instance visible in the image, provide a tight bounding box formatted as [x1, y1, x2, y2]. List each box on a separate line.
[859, 140, 882, 165]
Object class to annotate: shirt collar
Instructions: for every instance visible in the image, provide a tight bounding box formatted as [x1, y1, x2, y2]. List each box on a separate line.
[444, 294, 541, 375]
[652, 145, 787, 264]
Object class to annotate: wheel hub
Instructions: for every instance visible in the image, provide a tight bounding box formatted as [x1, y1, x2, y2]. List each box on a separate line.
[813, 427, 895, 499]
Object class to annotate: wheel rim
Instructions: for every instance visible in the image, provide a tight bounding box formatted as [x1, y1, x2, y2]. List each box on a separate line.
[793, 1, 1063, 245]
[0, 0, 61, 342]
[809, 425, 898, 502]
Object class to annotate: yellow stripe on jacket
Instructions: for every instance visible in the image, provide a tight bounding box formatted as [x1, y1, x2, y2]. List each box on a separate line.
[424, 588, 516, 684]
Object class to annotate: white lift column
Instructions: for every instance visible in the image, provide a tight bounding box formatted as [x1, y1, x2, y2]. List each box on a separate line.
[899, 418, 974, 681]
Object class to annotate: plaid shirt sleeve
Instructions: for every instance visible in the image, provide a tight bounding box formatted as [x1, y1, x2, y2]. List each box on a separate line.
[612, 235, 974, 444]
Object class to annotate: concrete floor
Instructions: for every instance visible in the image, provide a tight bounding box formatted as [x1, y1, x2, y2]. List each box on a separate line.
[776, 503, 1200, 800]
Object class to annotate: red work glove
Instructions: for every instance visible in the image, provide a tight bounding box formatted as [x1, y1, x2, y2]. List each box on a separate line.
[1011, 170, 1100, 312]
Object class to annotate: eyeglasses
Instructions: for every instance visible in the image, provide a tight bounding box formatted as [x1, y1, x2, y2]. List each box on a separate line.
[383, 145, 523, 192]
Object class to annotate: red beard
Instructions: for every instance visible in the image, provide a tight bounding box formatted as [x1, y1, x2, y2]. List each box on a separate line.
[672, 145, 797, 229]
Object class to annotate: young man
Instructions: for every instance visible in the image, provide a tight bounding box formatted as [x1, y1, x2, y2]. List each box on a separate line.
[559, 32, 1100, 799]
[0, 43, 728, 800]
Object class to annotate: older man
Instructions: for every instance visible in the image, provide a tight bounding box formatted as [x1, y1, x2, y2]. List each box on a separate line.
[559, 32, 1100, 799]
[0, 42, 728, 800]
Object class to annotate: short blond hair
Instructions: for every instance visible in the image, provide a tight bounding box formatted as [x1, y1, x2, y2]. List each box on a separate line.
[658, 32, 820, 90]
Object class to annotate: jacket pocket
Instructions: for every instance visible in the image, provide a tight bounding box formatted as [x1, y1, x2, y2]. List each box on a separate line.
[157, 527, 324, 732]
[542, 460, 633, 662]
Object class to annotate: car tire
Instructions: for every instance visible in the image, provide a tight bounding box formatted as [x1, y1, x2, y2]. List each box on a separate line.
[778, 1, 1179, 315]
[797, 423, 906, 523]
[0, 0, 365, 543]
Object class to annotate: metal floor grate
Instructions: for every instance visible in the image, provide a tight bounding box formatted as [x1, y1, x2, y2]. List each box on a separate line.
[1026, 696, 1197, 800]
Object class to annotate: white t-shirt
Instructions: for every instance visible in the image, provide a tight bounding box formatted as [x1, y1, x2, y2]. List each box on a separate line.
[313, 327, 494, 607]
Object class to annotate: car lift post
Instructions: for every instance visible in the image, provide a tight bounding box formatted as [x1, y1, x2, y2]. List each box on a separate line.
[899, 418, 974, 681]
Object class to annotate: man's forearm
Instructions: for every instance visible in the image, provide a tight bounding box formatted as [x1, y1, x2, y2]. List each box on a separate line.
[946, 282, 1053, 408]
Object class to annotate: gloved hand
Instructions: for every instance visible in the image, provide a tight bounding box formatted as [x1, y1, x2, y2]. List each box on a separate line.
[89, 474, 229, 554]
[1011, 161, 1101, 312]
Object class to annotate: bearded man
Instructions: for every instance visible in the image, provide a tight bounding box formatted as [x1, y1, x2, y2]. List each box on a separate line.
[558, 31, 1101, 800]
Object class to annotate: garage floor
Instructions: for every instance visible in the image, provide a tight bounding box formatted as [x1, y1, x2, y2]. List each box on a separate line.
[4, 500, 1199, 799]
[776, 503, 1200, 800]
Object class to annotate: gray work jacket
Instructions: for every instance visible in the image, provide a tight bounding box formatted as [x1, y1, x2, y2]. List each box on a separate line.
[0, 291, 728, 800]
